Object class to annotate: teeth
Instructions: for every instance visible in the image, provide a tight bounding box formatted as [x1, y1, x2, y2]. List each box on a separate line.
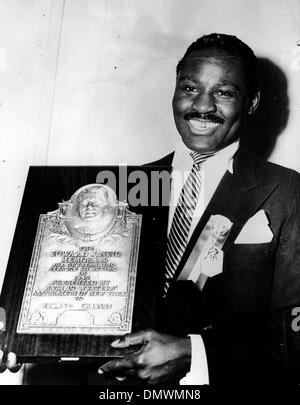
[189, 119, 219, 130]
[84, 212, 96, 216]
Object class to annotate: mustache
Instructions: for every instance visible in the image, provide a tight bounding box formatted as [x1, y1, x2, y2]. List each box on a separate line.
[184, 112, 224, 124]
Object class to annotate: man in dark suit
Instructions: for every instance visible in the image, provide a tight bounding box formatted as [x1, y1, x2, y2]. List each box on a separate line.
[2, 33, 300, 385]
[99, 33, 300, 385]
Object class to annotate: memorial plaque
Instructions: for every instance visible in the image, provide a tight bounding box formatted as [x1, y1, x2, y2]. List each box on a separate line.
[17, 183, 142, 336]
[0, 165, 168, 362]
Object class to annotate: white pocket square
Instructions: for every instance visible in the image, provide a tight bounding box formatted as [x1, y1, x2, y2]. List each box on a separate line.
[234, 209, 273, 244]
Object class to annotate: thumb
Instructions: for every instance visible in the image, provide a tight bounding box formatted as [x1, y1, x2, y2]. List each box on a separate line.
[111, 329, 153, 348]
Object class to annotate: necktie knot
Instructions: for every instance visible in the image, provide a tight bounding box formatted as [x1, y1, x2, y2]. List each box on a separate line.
[190, 151, 215, 167]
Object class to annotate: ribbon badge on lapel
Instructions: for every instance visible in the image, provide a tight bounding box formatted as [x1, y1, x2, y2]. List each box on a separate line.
[177, 214, 233, 289]
[200, 215, 233, 278]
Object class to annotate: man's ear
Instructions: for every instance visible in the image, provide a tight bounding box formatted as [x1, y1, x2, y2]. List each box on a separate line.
[248, 90, 260, 115]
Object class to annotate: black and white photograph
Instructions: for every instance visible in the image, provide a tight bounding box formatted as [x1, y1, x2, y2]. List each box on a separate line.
[0, 0, 300, 393]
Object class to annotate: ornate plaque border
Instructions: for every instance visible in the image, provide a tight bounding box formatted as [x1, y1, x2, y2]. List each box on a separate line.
[16, 185, 142, 335]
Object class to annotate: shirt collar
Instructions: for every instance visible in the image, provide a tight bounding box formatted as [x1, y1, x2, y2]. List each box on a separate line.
[172, 139, 240, 174]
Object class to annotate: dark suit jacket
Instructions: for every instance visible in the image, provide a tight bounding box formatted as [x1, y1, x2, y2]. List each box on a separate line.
[151, 147, 300, 385]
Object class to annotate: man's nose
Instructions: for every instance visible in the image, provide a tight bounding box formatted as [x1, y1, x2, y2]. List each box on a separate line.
[191, 93, 217, 114]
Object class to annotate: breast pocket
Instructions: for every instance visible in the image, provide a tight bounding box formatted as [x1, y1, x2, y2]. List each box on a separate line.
[228, 242, 275, 255]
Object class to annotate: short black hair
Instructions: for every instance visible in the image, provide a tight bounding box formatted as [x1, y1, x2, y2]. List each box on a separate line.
[176, 33, 259, 98]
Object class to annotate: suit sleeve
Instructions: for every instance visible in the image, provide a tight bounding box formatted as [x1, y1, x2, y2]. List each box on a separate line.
[201, 170, 300, 385]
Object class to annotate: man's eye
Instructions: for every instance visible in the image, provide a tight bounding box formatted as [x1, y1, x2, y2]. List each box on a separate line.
[183, 85, 198, 93]
[214, 90, 234, 98]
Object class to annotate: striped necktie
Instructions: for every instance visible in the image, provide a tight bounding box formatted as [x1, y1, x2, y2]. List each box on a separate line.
[164, 151, 215, 295]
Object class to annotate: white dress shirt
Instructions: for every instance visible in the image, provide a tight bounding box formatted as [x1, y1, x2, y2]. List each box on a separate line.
[167, 139, 240, 385]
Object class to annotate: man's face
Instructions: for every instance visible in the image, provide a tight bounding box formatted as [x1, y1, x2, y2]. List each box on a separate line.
[78, 191, 107, 222]
[172, 48, 259, 153]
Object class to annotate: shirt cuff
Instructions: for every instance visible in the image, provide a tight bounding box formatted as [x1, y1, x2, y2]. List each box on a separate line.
[180, 334, 209, 385]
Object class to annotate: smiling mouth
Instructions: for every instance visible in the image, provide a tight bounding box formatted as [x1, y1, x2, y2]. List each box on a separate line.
[83, 211, 96, 218]
[186, 119, 221, 134]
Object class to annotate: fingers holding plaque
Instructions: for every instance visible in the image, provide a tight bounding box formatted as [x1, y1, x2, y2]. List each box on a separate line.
[17, 184, 142, 336]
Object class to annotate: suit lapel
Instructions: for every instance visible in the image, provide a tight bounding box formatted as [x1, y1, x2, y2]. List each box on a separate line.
[145, 152, 175, 167]
[172, 148, 278, 282]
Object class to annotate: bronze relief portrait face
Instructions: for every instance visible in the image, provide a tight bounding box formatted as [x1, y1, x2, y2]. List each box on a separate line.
[66, 184, 118, 240]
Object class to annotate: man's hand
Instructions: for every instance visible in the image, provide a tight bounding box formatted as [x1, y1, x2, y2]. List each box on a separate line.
[0, 351, 22, 373]
[99, 329, 191, 385]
